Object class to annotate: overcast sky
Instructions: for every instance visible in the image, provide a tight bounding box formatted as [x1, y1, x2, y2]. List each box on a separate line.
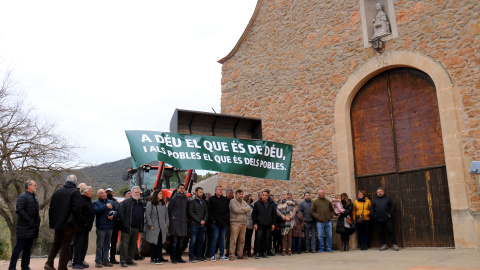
[0, 0, 257, 166]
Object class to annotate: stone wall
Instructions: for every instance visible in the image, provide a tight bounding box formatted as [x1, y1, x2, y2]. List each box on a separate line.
[218, 0, 480, 211]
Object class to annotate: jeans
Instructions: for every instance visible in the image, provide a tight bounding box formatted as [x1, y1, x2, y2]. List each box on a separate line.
[189, 225, 206, 259]
[95, 229, 112, 263]
[170, 236, 184, 261]
[209, 222, 227, 257]
[316, 221, 332, 252]
[376, 219, 397, 245]
[304, 222, 316, 250]
[357, 220, 370, 247]
[292, 237, 302, 253]
[9, 237, 34, 269]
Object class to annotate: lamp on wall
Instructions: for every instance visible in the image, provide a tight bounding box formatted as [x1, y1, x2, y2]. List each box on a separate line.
[469, 161, 480, 194]
[369, 37, 385, 53]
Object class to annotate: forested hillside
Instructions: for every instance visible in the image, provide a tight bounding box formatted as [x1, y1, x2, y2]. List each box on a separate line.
[75, 157, 132, 192]
[75, 158, 216, 193]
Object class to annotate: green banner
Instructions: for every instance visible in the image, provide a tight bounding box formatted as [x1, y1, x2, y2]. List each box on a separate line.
[125, 131, 292, 180]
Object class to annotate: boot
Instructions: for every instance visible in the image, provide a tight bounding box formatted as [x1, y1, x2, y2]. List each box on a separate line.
[345, 241, 349, 251]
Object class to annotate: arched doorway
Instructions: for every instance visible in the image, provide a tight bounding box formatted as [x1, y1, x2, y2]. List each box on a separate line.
[351, 67, 455, 247]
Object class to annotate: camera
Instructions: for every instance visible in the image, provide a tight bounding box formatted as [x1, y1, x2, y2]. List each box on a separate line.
[108, 211, 115, 217]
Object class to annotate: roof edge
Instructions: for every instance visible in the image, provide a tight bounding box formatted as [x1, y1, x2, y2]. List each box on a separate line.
[217, 0, 263, 64]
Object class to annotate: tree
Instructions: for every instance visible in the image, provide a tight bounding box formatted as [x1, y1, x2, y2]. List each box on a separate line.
[0, 70, 79, 247]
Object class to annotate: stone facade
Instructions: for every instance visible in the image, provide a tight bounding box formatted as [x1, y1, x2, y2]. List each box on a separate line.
[218, 0, 480, 248]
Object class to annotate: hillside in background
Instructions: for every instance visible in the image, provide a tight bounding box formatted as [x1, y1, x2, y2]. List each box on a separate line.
[75, 157, 216, 193]
[75, 157, 132, 192]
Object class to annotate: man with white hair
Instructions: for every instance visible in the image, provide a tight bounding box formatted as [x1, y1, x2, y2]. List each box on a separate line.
[72, 186, 95, 269]
[118, 186, 144, 267]
[45, 175, 82, 270]
[94, 189, 118, 267]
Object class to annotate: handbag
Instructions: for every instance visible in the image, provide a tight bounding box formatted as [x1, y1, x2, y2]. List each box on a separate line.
[344, 217, 351, 228]
[355, 202, 366, 224]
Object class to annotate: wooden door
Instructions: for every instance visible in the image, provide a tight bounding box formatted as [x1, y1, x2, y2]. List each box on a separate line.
[351, 68, 454, 247]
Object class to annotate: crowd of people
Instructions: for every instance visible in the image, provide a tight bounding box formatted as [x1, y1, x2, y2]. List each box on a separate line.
[8, 175, 399, 270]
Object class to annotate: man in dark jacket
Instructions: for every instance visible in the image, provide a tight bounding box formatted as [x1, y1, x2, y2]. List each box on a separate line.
[310, 189, 334, 253]
[187, 187, 208, 263]
[299, 192, 316, 252]
[252, 190, 276, 259]
[168, 184, 188, 264]
[371, 187, 399, 251]
[45, 175, 82, 270]
[72, 186, 95, 269]
[9, 180, 40, 270]
[106, 188, 121, 264]
[118, 186, 144, 267]
[93, 189, 118, 267]
[208, 186, 230, 262]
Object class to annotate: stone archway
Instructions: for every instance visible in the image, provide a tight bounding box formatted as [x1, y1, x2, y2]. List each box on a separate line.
[333, 51, 474, 248]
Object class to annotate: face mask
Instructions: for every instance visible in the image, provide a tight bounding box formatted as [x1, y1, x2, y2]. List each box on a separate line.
[107, 193, 113, 200]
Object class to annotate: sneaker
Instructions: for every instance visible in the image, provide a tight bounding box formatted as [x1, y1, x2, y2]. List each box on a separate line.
[379, 244, 387, 251]
[177, 258, 186, 263]
[255, 253, 260, 259]
[210, 256, 216, 262]
[219, 255, 229, 261]
[189, 258, 196, 263]
[326, 249, 333, 253]
[317, 249, 324, 253]
[120, 263, 127, 267]
[171, 259, 177, 264]
[393, 244, 399, 251]
[151, 260, 162, 265]
[68, 261, 73, 268]
[196, 256, 206, 262]
[82, 261, 89, 268]
[72, 264, 84, 270]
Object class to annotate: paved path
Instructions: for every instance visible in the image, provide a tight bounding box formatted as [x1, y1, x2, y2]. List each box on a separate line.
[3, 248, 480, 270]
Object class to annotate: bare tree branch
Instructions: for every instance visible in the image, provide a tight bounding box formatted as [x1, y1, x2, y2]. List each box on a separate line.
[0, 70, 81, 247]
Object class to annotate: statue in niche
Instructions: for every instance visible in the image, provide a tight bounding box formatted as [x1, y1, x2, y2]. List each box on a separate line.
[372, 3, 391, 39]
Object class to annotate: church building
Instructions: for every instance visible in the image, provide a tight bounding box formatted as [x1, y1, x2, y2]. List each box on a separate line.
[217, 0, 480, 249]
